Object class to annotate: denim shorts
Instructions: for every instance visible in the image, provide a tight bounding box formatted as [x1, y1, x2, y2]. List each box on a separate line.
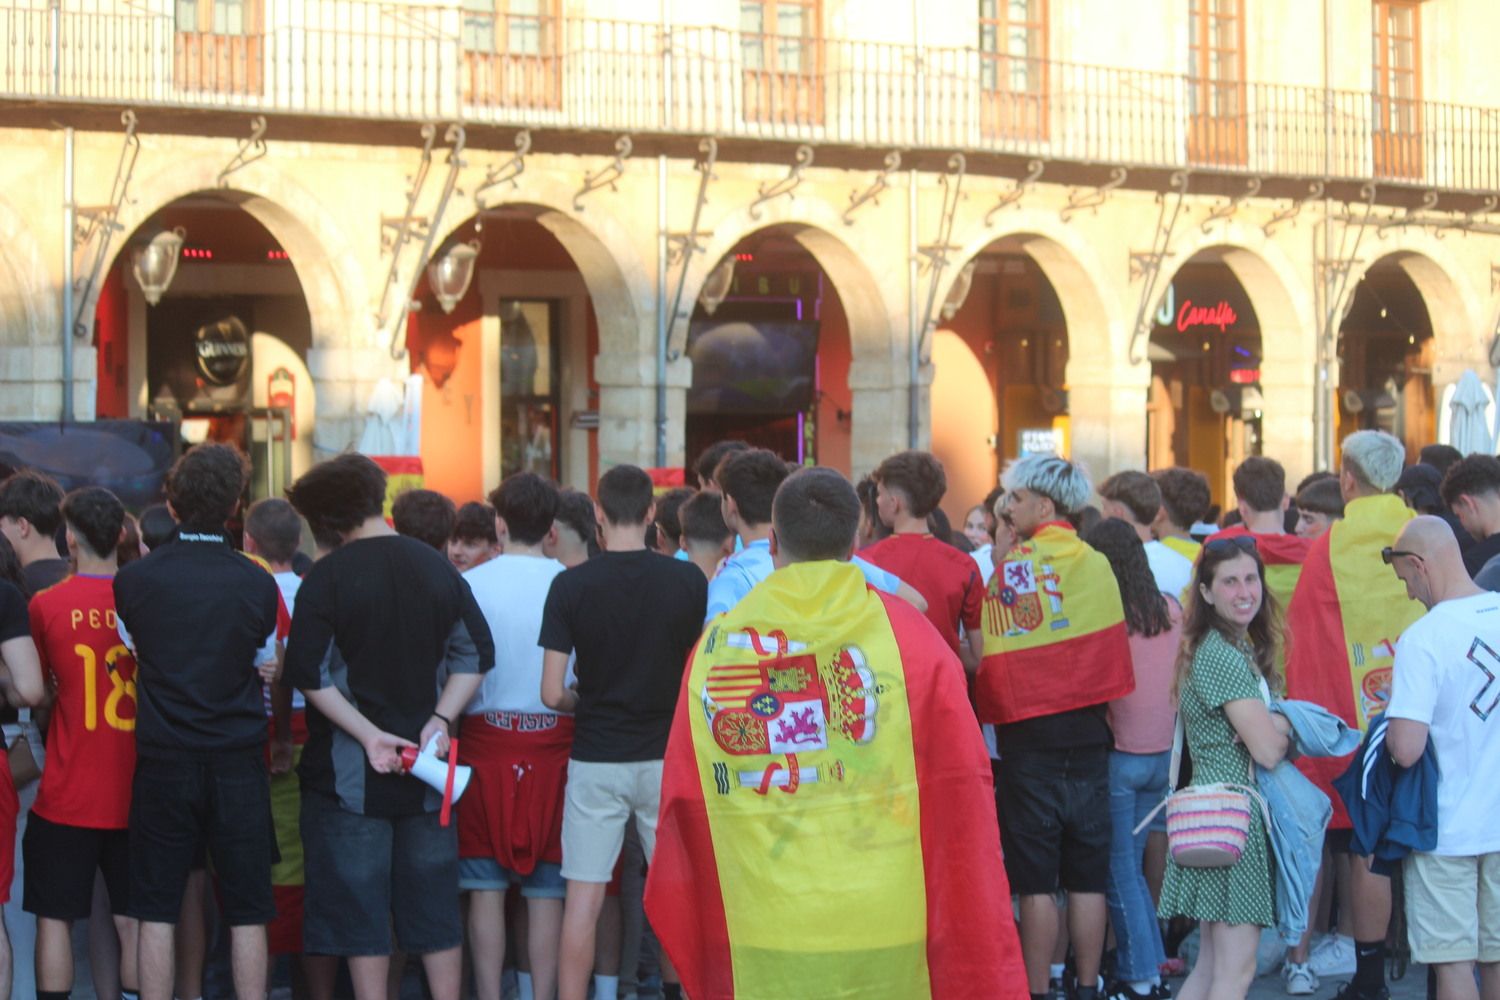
[128, 750, 276, 926]
[458, 857, 565, 899]
[300, 791, 461, 956]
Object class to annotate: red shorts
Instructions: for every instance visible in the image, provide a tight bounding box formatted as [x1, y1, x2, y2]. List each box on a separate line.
[0, 768, 17, 904]
[457, 712, 574, 877]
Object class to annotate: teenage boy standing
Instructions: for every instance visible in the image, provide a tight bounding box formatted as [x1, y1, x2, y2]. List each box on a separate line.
[283, 453, 494, 1000]
[114, 443, 281, 1000]
[26, 487, 140, 1000]
[539, 465, 707, 1000]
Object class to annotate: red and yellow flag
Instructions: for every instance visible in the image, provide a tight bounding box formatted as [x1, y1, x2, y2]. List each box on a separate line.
[1285, 494, 1423, 827]
[976, 522, 1134, 725]
[645, 561, 1026, 1000]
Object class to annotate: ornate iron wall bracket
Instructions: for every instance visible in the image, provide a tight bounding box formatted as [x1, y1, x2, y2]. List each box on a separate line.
[843, 150, 902, 226]
[664, 138, 719, 362]
[1060, 165, 1126, 223]
[748, 144, 814, 221]
[915, 153, 967, 364]
[1263, 180, 1325, 236]
[217, 115, 267, 186]
[72, 109, 139, 338]
[1126, 170, 1190, 366]
[1200, 176, 1262, 233]
[377, 124, 468, 359]
[1376, 189, 1438, 238]
[475, 130, 531, 208]
[573, 135, 633, 211]
[985, 158, 1044, 226]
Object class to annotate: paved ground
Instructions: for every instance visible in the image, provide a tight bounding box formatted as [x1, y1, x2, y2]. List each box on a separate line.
[1244, 967, 1431, 1000]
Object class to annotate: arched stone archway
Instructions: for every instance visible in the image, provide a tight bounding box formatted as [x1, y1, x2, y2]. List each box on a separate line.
[84, 156, 376, 454]
[0, 193, 67, 419]
[940, 212, 1127, 481]
[425, 177, 656, 471]
[685, 198, 901, 475]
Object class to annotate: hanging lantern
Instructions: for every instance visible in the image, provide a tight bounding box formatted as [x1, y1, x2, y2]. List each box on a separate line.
[940, 261, 977, 321]
[131, 227, 186, 306]
[698, 256, 737, 316]
[427, 240, 480, 314]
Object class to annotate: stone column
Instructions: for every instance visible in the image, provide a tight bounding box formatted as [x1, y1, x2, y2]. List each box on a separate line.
[594, 349, 690, 471]
[1258, 336, 1319, 484]
[1067, 353, 1150, 481]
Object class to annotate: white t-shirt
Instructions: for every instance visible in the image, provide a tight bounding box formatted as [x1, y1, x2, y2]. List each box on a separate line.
[1386, 590, 1500, 856]
[463, 553, 571, 715]
[971, 543, 996, 586]
[1144, 540, 1194, 599]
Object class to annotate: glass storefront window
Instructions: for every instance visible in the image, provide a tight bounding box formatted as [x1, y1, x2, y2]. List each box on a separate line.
[499, 300, 560, 480]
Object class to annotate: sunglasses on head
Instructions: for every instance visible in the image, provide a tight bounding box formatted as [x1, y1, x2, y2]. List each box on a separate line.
[1381, 546, 1421, 565]
[1204, 535, 1258, 556]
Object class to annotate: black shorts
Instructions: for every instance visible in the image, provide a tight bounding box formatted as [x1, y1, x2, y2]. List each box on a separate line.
[301, 791, 460, 957]
[22, 812, 130, 920]
[994, 746, 1111, 896]
[128, 750, 276, 926]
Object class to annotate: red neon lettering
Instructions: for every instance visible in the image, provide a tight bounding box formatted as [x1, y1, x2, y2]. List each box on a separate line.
[1176, 299, 1238, 333]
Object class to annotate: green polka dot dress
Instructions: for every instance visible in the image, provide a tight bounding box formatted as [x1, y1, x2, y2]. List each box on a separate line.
[1157, 628, 1275, 928]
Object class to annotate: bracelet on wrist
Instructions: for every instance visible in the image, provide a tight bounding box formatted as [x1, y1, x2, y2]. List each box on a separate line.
[431, 711, 452, 728]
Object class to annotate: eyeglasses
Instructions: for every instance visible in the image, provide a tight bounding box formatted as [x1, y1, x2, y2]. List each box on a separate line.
[1381, 546, 1421, 565]
[1204, 535, 1258, 556]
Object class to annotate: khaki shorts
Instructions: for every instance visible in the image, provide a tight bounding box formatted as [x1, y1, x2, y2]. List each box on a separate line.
[1403, 851, 1500, 964]
[559, 759, 663, 883]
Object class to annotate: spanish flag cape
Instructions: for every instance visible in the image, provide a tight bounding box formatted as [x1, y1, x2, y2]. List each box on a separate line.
[975, 521, 1134, 725]
[1204, 525, 1310, 611]
[645, 560, 1026, 1000]
[1285, 493, 1423, 827]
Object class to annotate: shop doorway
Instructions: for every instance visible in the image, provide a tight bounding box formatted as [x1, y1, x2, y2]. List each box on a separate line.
[683, 228, 853, 472]
[1147, 259, 1264, 510]
[932, 247, 1069, 528]
[1336, 258, 1435, 463]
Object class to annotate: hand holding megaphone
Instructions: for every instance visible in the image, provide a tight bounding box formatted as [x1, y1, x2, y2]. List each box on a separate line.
[400, 733, 472, 805]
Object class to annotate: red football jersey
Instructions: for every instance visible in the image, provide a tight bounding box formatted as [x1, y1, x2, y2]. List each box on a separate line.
[860, 533, 984, 655]
[29, 575, 137, 829]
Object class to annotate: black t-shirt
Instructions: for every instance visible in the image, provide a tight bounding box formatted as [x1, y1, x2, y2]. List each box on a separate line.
[114, 529, 280, 756]
[21, 559, 68, 599]
[283, 534, 494, 818]
[539, 549, 707, 763]
[994, 704, 1112, 755]
[0, 581, 27, 641]
[1465, 531, 1500, 579]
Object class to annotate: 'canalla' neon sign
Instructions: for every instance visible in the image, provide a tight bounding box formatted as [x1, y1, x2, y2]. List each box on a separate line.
[1177, 299, 1238, 333]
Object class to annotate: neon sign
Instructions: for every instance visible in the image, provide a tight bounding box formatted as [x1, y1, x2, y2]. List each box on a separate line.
[1176, 299, 1238, 333]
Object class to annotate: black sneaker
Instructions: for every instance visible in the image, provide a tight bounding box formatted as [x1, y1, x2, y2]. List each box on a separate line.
[1104, 983, 1172, 1000]
[1330, 983, 1390, 1000]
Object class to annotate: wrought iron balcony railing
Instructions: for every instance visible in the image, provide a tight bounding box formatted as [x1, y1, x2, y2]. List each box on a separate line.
[3, 2, 1498, 190]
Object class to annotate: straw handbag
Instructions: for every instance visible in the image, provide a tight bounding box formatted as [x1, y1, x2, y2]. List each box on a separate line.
[1136, 714, 1268, 869]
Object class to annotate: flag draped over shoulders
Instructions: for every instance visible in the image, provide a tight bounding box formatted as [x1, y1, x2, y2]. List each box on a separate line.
[1285, 494, 1423, 827]
[645, 560, 1025, 1000]
[975, 522, 1134, 725]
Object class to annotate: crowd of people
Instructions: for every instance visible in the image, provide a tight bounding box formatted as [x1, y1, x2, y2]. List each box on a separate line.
[0, 427, 1494, 1000]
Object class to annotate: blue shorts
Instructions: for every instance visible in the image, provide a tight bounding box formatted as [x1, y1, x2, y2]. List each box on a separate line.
[458, 857, 565, 899]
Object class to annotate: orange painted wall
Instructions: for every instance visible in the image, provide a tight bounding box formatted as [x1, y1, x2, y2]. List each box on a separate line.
[931, 329, 1001, 531]
[412, 292, 485, 505]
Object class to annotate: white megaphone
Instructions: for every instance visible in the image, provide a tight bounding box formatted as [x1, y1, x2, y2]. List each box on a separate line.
[399, 734, 471, 803]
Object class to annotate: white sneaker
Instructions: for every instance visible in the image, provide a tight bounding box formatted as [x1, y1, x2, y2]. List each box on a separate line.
[1309, 933, 1357, 977]
[1282, 961, 1319, 996]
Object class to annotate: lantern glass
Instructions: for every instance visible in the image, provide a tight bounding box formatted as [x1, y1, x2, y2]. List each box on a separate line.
[132, 227, 186, 307]
[428, 242, 480, 314]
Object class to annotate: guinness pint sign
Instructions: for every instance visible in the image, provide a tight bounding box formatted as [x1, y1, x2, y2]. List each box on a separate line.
[194, 317, 250, 387]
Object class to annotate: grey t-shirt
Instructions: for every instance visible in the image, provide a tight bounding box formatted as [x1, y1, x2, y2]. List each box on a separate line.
[1475, 552, 1500, 593]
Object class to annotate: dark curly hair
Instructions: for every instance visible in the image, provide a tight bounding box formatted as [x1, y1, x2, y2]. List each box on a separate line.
[286, 452, 388, 544]
[61, 487, 125, 561]
[391, 489, 457, 551]
[1083, 517, 1172, 638]
[166, 443, 250, 530]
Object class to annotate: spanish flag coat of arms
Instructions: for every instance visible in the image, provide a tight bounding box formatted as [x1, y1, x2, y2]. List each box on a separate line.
[645, 560, 1027, 1000]
[975, 521, 1134, 724]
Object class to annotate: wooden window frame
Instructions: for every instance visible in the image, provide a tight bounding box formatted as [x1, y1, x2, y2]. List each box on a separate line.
[462, 0, 563, 111]
[1373, 0, 1424, 179]
[1187, 0, 1247, 167]
[174, 0, 263, 96]
[978, 0, 1050, 142]
[740, 0, 825, 127]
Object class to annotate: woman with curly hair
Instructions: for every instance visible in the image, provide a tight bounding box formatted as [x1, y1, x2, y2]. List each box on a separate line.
[1158, 535, 1293, 1000]
[1084, 517, 1182, 999]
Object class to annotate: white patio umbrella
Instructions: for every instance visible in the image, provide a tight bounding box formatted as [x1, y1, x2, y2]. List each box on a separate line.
[1448, 369, 1495, 455]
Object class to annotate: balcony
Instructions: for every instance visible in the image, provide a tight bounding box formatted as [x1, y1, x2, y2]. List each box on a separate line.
[2, 1, 1498, 191]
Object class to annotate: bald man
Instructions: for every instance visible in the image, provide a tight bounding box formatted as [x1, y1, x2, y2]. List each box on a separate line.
[1383, 515, 1500, 1000]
